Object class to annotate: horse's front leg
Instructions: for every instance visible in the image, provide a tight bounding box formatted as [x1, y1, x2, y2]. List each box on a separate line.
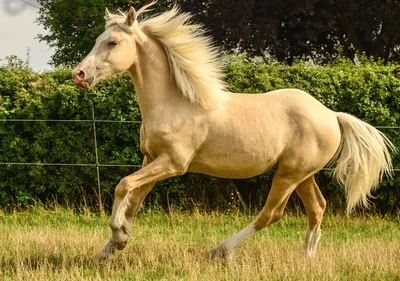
[100, 154, 186, 258]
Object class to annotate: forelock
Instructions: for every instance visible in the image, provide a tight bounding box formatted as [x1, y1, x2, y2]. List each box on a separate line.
[105, 14, 137, 34]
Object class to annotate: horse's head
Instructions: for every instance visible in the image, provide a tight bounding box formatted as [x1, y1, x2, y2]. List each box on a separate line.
[72, 7, 141, 89]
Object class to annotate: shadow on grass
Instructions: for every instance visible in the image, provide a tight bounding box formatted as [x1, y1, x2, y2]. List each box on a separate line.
[0, 244, 210, 273]
[1, 253, 105, 272]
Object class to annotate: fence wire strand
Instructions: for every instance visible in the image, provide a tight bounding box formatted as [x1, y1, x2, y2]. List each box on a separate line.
[0, 119, 141, 123]
[0, 118, 399, 172]
[0, 116, 142, 168]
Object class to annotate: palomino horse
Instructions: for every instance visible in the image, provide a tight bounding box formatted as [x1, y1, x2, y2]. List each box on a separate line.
[72, 3, 395, 260]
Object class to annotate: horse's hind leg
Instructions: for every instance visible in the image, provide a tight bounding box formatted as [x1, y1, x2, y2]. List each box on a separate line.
[208, 171, 304, 261]
[295, 175, 326, 257]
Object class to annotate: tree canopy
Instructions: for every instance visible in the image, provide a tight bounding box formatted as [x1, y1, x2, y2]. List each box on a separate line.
[36, 0, 400, 66]
[36, 0, 168, 66]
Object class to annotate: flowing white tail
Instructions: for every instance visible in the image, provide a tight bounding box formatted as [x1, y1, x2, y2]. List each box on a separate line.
[333, 112, 396, 213]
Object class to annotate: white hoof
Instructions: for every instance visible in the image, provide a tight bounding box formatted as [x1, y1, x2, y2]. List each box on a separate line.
[207, 244, 232, 262]
[99, 238, 116, 259]
[305, 248, 317, 257]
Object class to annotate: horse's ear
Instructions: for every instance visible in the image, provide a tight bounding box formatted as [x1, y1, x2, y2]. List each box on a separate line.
[125, 6, 137, 27]
[105, 8, 112, 20]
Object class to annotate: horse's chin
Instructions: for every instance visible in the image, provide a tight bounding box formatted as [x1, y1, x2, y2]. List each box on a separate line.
[74, 76, 95, 90]
[81, 81, 91, 89]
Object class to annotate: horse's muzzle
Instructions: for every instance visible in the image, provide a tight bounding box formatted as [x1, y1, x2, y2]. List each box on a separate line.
[72, 69, 94, 89]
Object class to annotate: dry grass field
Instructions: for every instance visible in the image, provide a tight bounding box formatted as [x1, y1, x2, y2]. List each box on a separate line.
[0, 207, 399, 281]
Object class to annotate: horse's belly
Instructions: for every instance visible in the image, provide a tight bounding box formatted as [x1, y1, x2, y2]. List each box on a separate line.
[188, 150, 278, 179]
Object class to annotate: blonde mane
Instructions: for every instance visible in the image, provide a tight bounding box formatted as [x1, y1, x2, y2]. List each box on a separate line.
[105, 3, 229, 107]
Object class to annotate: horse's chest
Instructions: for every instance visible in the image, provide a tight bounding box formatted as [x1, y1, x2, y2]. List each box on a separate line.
[140, 131, 162, 159]
[140, 124, 205, 160]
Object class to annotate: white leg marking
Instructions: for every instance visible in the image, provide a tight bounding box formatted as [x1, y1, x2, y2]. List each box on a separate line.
[110, 196, 130, 229]
[99, 238, 116, 259]
[223, 223, 257, 252]
[305, 227, 321, 257]
[209, 223, 257, 261]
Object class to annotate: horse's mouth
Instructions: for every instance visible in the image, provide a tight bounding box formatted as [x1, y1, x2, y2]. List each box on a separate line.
[74, 76, 95, 89]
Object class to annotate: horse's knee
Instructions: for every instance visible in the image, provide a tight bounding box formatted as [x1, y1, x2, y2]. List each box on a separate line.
[115, 177, 132, 198]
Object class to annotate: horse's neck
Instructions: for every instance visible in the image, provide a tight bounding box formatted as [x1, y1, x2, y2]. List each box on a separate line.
[128, 33, 181, 123]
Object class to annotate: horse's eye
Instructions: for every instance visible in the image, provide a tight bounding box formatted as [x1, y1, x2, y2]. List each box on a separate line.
[108, 41, 118, 46]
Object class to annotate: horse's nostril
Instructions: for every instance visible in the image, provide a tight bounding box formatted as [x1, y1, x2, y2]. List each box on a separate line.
[77, 70, 85, 79]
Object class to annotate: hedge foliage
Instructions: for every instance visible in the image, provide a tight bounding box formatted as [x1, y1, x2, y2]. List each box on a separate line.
[0, 55, 399, 213]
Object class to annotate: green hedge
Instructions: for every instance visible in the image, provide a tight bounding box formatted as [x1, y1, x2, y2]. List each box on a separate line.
[0, 55, 399, 213]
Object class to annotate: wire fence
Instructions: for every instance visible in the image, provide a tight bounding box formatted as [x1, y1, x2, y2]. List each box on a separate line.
[1, 114, 400, 173]
[0, 107, 143, 210]
[0, 109, 143, 168]
[1, 110, 400, 211]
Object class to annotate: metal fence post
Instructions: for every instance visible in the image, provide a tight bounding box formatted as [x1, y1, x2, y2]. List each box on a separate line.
[92, 105, 104, 213]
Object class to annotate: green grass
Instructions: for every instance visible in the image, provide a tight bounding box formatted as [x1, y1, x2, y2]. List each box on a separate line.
[0, 207, 399, 280]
